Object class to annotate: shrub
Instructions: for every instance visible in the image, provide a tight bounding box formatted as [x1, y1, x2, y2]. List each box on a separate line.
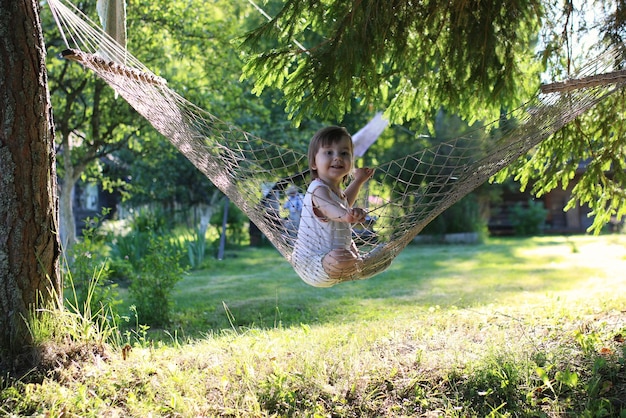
[509, 200, 548, 236]
[108, 229, 150, 271]
[422, 194, 487, 236]
[107, 209, 171, 271]
[129, 235, 184, 327]
[186, 225, 209, 270]
[66, 216, 121, 319]
[106, 256, 135, 284]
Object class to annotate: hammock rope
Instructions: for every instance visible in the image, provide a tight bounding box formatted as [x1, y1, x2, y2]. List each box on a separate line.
[47, 0, 626, 285]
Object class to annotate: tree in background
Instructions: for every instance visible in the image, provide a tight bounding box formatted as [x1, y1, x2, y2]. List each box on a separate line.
[496, 1, 626, 232]
[0, 0, 61, 371]
[43, 3, 144, 250]
[242, 0, 543, 125]
[243, 0, 626, 232]
[42, 0, 328, 238]
[42, 0, 386, 251]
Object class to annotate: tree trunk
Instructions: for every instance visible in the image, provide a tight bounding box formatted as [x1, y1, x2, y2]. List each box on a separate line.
[0, 0, 61, 371]
[59, 163, 78, 251]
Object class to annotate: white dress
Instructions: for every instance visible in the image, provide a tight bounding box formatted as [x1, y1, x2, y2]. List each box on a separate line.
[292, 179, 357, 287]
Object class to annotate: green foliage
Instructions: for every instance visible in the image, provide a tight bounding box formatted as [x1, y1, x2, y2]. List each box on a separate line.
[422, 194, 487, 236]
[242, 0, 626, 239]
[509, 200, 549, 236]
[108, 209, 173, 273]
[121, 305, 153, 349]
[108, 230, 147, 274]
[103, 210, 187, 326]
[43, 1, 144, 175]
[186, 226, 209, 270]
[129, 236, 184, 327]
[370, 110, 494, 240]
[533, 363, 579, 404]
[65, 217, 122, 319]
[106, 256, 135, 284]
[460, 356, 523, 415]
[120, 141, 218, 209]
[97, 0, 314, 215]
[130, 207, 171, 234]
[30, 281, 117, 350]
[496, 91, 626, 235]
[242, 0, 543, 125]
[210, 200, 248, 246]
[529, 338, 626, 417]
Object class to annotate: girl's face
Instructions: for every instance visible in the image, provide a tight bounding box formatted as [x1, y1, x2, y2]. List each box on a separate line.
[312, 135, 353, 187]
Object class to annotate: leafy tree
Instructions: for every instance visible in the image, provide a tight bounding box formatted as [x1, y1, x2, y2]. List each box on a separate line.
[106, 1, 307, 216]
[243, 0, 626, 232]
[117, 140, 216, 215]
[496, 2, 626, 233]
[509, 200, 549, 235]
[242, 0, 544, 125]
[42, 0, 267, 243]
[43, 3, 143, 250]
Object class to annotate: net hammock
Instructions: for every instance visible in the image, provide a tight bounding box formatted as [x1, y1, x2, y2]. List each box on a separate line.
[47, 0, 626, 286]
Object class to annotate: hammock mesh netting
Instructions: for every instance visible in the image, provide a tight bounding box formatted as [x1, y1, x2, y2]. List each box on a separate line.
[48, 0, 626, 285]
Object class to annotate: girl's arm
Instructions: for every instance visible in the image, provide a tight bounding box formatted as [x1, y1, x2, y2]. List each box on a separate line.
[344, 167, 374, 206]
[312, 186, 367, 223]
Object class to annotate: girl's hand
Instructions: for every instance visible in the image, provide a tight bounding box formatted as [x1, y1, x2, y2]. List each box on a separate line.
[345, 207, 368, 223]
[353, 167, 374, 184]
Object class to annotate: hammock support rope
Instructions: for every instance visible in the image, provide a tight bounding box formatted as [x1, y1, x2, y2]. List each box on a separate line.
[540, 69, 626, 93]
[47, 0, 626, 285]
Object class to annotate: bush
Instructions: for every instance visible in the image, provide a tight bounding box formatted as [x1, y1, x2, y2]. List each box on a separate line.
[129, 235, 184, 327]
[422, 194, 487, 236]
[66, 216, 121, 319]
[509, 200, 548, 236]
[108, 229, 149, 271]
[102, 209, 190, 326]
[107, 209, 171, 271]
[186, 225, 209, 270]
[106, 256, 135, 284]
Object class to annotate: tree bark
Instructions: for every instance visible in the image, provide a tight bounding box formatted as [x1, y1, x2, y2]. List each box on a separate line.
[0, 0, 61, 370]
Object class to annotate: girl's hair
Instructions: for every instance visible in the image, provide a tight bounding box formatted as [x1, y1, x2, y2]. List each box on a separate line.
[308, 126, 354, 182]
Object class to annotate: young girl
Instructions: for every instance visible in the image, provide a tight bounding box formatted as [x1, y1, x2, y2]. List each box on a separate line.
[292, 126, 374, 287]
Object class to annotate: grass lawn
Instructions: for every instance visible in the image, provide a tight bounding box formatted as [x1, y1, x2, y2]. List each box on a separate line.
[170, 235, 625, 336]
[2, 234, 625, 417]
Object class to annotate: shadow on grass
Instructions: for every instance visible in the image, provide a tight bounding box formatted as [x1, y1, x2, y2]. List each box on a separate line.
[154, 235, 616, 338]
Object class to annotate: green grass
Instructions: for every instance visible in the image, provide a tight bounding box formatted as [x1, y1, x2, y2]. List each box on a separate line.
[2, 235, 626, 417]
[161, 235, 624, 335]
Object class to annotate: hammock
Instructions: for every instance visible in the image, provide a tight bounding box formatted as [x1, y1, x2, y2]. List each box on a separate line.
[47, 0, 626, 285]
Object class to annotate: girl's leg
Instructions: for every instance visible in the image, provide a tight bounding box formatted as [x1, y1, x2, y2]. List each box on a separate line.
[322, 247, 360, 280]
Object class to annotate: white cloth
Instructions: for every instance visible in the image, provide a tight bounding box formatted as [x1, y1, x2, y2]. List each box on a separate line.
[284, 194, 303, 219]
[292, 179, 354, 287]
[283, 193, 303, 231]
